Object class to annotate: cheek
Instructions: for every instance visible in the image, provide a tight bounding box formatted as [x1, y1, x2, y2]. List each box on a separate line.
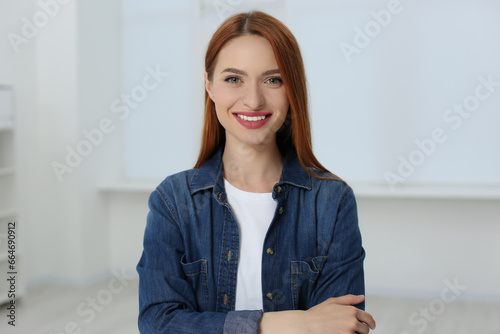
[272, 89, 290, 113]
[212, 83, 237, 107]
[265, 91, 290, 129]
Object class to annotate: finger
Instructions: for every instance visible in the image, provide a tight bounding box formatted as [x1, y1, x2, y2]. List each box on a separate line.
[357, 310, 376, 330]
[329, 294, 365, 305]
[354, 321, 371, 334]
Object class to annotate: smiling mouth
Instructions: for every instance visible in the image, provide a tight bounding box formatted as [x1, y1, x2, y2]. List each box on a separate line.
[232, 112, 272, 129]
[235, 114, 269, 121]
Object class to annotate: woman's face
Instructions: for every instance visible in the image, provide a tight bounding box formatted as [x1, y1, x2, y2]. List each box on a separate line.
[205, 34, 289, 149]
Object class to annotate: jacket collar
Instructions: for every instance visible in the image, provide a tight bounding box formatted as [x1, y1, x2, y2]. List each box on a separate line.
[189, 146, 311, 195]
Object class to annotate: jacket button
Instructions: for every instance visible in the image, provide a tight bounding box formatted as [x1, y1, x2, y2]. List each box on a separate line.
[266, 248, 274, 255]
[276, 186, 282, 193]
[266, 292, 274, 300]
[279, 207, 284, 214]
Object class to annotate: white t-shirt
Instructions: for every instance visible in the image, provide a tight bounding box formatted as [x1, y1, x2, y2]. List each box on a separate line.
[224, 178, 277, 311]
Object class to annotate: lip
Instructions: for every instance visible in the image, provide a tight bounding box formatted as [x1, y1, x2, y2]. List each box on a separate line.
[232, 111, 272, 129]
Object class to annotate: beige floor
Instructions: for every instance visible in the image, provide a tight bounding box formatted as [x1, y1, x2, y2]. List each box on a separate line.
[0, 279, 499, 333]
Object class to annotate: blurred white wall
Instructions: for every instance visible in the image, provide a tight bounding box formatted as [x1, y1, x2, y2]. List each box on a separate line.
[1, 0, 123, 285]
[358, 196, 500, 301]
[0, 0, 498, 302]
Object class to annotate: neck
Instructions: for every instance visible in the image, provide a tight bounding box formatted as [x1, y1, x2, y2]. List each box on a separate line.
[222, 140, 284, 193]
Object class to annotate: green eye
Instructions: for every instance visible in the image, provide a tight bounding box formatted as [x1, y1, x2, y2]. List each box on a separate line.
[225, 76, 242, 84]
[266, 77, 283, 85]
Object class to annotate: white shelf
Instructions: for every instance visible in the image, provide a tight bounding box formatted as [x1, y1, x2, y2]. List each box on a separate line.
[351, 183, 500, 200]
[99, 180, 500, 200]
[0, 167, 15, 176]
[0, 209, 17, 219]
[0, 126, 14, 132]
[99, 181, 160, 194]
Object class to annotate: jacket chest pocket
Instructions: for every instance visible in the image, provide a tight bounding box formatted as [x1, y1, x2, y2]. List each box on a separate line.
[291, 256, 328, 310]
[181, 255, 209, 311]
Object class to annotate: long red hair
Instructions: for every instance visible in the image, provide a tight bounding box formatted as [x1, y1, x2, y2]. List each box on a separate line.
[194, 11, 339, 181]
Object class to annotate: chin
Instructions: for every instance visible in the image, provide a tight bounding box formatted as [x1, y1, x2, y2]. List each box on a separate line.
[243, 136, 276, 148]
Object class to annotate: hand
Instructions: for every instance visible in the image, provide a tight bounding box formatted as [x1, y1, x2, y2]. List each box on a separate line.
[259, 295, 375, 334]
[305, 295, 376, 334]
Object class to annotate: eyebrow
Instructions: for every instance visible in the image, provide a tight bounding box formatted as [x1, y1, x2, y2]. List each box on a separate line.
[220, 68, 281, 76]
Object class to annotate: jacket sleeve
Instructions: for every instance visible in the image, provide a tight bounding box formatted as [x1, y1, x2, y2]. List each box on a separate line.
[137, 186, 262, 334]
[309, 186, 366, 310]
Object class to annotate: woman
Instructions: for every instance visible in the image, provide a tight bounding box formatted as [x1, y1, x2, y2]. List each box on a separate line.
[137, 11, 375, 334]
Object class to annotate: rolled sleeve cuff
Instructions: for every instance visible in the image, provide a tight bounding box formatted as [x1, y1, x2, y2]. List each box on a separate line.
[223, 310, 263, 334]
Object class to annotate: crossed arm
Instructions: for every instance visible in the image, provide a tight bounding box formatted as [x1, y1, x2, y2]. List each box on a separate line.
[259, 294, 375, 334]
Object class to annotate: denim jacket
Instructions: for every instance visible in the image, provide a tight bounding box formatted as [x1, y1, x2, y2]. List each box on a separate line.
[137, 147, 365, 334]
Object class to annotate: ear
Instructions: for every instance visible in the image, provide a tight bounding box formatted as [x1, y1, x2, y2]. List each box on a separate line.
[204, 71, 214, 101]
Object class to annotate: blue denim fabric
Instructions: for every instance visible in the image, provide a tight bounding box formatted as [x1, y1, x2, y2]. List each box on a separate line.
[137, 147, 365, 333]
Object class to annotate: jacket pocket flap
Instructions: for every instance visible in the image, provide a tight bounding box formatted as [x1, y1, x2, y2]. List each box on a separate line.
[180, 254, 208, 276]
[292, 255, 328, 274]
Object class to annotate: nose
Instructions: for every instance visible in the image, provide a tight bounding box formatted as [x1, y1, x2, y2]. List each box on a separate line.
[242, 83, 265, 110]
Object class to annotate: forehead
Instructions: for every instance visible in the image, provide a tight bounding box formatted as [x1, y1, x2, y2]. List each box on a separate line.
[215, 35, 278, 72]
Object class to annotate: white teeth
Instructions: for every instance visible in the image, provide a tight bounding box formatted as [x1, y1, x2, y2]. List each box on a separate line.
[236, 114, 267, 121]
